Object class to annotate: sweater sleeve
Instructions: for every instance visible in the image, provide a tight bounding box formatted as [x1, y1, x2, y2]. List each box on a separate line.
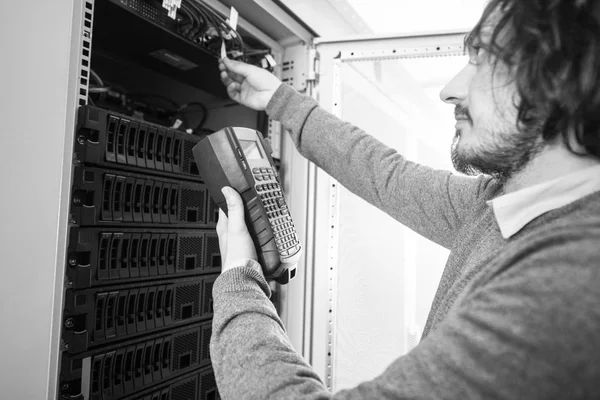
[210, 227, 600, 400]
[265, 83, 499, 249]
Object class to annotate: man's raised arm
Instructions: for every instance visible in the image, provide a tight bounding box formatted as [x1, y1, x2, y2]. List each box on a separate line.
[219, 58, 500, 249]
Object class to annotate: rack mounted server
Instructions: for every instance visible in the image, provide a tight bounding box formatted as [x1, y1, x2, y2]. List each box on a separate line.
[75, 105, 205, 180]
[61, 322, 212, 400]
[70, 166, 216, 227]
[63, 274, 217, 353]
[67, 228, 221, 289]
[56, 0, 242, 398]
[120, 366, 218, 400]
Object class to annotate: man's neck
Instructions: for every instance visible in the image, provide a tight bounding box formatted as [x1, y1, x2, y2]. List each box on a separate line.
[504, 145, 600, 194]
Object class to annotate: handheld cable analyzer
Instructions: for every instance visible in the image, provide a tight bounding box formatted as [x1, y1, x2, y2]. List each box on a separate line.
[192, 127, 301, 284]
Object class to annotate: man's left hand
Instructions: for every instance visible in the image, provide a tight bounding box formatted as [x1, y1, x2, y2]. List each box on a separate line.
[216, 187, 259, 273]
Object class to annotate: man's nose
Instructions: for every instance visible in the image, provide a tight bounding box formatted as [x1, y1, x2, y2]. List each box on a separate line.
[440, 64, 473, 105]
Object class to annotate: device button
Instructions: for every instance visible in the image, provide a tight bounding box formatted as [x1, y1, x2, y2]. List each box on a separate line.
[237, 148, 244, 158]
[255, 175, 263, 181]
[241, 160, 248, 170]
[288, 246, 298, 255]
[253, 168, 261, 174]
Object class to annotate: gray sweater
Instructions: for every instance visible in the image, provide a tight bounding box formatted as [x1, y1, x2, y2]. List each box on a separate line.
[210, 83, 600, 399]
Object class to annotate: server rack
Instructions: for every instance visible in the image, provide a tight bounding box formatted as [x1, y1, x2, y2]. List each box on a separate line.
[60, 79, 224, 397]
[0, 0, 315, 398]
[58, 1, 266, 398]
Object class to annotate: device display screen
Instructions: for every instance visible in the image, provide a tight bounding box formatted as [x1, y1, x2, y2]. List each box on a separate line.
[239, 139, 263, 159]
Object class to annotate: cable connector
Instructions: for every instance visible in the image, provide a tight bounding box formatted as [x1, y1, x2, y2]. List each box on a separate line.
[261, 54, 277, 70]
[162, 0, 182, 20]
[220, 7, 239, 59]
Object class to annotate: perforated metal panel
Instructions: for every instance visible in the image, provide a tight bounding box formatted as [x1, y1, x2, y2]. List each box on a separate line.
[202, 278, 215, 316]
[199, 368, 220, 400]
[177, 236, 204, 272]
[179, 188, 205, 223]
[171, 375, 198, 400]
[204, 233, 221, 273]
[172, 331, 199, 371]
[173, 283, 201, 320]
[207, 197, 219, 224]
[183, 141, 196, 174]
[201, 324, 212, 363]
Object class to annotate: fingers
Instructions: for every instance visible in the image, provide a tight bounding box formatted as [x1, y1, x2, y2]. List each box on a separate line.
[216, 208, 228, 237]
[220, 70, 233, 86]
[226, 82, 242, 102]
[219, 58, 251, 86]
[216, 208, 228, 267]
[220, 68, 242, 102]
[221, 187, 247, 232]
[222, 57, 251, 78]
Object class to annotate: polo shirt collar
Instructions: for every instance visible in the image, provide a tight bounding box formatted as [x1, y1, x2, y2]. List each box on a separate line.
[487, 165, 600, 239]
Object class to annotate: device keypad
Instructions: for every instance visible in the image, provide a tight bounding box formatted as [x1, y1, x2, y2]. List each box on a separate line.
[253, 168, 300, 256]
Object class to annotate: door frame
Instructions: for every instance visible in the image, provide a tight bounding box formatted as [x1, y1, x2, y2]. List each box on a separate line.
[305, 31, 467, 387]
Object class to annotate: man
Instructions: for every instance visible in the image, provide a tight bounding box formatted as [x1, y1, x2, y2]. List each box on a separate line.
[210, 0, 600, 398]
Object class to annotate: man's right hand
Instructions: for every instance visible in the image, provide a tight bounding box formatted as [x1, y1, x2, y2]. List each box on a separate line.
[218, 58, 282, 111]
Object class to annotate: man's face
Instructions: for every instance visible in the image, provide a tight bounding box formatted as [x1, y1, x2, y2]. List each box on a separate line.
[439, 23, 543, 181]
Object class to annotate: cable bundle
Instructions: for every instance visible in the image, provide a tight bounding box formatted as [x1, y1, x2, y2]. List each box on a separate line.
[88, 69, 209, 135]
[176, 0, 245, 59]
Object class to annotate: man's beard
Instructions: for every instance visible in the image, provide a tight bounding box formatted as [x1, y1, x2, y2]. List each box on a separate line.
[451, 126, 544, 183]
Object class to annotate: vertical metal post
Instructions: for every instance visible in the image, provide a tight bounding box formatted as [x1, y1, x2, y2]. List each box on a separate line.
[325, 58, 343, 390]
[0, 0, 89, 398]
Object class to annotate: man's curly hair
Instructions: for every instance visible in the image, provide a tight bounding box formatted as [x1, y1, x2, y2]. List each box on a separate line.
[466, 0, 600, 159]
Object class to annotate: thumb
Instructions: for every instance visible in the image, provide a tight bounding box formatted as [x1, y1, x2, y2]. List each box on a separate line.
[221, 187, 247, 232]
[222, 57, 251, 78]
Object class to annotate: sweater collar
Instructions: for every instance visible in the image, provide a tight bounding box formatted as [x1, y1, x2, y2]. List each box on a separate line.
[487, 165, 600, 239]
